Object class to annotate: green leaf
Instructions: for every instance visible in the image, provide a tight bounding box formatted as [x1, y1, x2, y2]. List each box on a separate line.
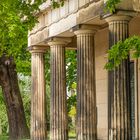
[105, 36, 140, 70]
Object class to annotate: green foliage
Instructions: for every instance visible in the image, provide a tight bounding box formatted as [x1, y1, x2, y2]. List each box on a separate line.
[45, 51, 51, 84]
[0, 0, 42, 75]
[105, 36, 140, 70]
[105, 0, 121, 13]
[65, 49, 77, 135]
[67, 94, 77, 113]
[0, 0, 65, 75]
[66, 50, 77, 91]
[67, 93, 76, 133]
[68, 106, 76, 118]
[22, 93, 31, 128]
[68, 130, 76, 138]
[0, 88, 8, 134]
[18, 74, 31, 128]
[51, 0, 64, 8]
[46, 85, 51, 131]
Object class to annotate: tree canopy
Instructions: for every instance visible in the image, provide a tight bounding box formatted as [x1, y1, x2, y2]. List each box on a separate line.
[0, 0, 41, 75]
[0, 0, 65, 75]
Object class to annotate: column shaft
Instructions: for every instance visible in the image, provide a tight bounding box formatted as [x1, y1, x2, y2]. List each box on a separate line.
[50, 44, 68, 140]
[31, 51, 46, 140]
[75, 30, 97, 140]
[107, 16, 131, 140]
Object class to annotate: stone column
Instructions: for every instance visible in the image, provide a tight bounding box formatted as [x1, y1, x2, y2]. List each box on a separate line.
[48, 38, 71, 140]
[74, 25, 98, 140]
[106, 15, 132, 140]
[29, 46, 47, 140]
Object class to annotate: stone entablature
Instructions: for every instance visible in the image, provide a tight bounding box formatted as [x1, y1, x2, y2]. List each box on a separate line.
[28, 0, 140, 47]
[28, 0, 104, 47]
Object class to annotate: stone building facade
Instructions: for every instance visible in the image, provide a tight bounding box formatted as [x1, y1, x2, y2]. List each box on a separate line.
[28, 0, 140, 139]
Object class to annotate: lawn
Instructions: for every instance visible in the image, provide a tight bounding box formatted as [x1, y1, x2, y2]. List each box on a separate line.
[0, 132, 76, 140]
[0, 135, 9, 140]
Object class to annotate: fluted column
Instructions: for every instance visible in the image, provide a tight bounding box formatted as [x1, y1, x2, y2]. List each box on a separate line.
[48, 38, 71, 140]
[29, 46, 47, 140]
[74, 26, 98, 140]
[106, 15, 132, 140]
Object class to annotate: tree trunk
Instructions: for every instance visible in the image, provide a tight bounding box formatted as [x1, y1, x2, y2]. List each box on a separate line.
[0, 55, 30, 140]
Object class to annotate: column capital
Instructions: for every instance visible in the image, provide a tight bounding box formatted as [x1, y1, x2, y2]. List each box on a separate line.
[72, 24, 100, 35]
[46, 37, 72, 46]
[28, 45, 47, 53]
[105, 15, 132, 23]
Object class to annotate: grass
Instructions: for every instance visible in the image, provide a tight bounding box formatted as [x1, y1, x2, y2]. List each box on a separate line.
[0, 130, 76, 140]
[0, 135, 9, 140]
[0, 135, 30, 140]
